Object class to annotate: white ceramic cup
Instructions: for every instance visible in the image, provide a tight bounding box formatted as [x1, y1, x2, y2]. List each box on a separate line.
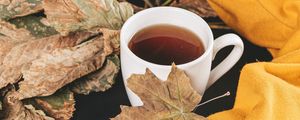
[120, 7, 244, 106]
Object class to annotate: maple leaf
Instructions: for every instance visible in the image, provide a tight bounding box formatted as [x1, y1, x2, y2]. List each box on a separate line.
[112, 65, 207, 120]
[17, 32, 113, 99]
[0, 30, 98, 90]
[13, 28, 120, 99]
[43, 0, 133, 35]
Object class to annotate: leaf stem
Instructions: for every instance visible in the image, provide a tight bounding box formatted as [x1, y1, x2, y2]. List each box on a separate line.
[161, 0, 173, 6]
[193, 91, 231, 111]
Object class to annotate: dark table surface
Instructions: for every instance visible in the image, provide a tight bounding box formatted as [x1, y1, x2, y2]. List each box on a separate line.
[71, 15, 273, 120]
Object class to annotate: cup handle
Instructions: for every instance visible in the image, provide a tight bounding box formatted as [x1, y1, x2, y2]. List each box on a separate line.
[206, 33, 244, 89]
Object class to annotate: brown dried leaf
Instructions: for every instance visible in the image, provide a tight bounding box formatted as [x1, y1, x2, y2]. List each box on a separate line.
[0, 38, 15, 66]
[0, 0, 43, 20]
[0, 20, 34, 42]
[209, 22, 231, 30]
[0, 20, 34, 83]
[102, 29, 120, 54]
[71, 55, 120, 95]
[17, 32, 113, 99]
[0, 31, 98, 89]
[127, 0, 216, 17]
[9, 15, 58, 38]
[112, 65, 206, 120]
[90, 28, 120, 54]
[35, 89, 75, 120]
[118, 0, 144, 12]
[2, 90, 54, 120]
[43, 0, 133, 35]
[171, 0, 217, 17]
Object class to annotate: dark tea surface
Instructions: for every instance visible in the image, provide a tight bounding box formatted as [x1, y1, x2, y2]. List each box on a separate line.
[129, 24, 205, 65]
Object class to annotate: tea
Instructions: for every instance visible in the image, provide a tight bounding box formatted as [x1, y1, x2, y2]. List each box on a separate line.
[128, 24, 205, 65]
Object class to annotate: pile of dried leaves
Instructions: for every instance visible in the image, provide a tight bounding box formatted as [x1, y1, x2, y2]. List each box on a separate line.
[0, 0, 132, 119]
[0, 0, 221, 119]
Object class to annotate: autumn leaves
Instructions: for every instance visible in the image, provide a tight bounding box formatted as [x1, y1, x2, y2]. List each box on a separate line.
[0, 0, 132, 119]
[113, 65, 206, 120]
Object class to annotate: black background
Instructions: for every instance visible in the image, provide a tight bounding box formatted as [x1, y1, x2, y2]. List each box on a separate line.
[72, 1, 273, 120]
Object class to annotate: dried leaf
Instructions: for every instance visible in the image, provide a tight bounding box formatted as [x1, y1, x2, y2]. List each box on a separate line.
[17, 32, 113, 99]
[0, 20, 34, 42]
[127, 0, 216, 17]
[102, 29, 120, 54]
[0, 0, 43, 20]
[90, 28, 120, 54]
[9, 14, 58, 38]
[43, 0, 133, 35]
[0, 20, 34, 78]
[2, 90, 54, 120]
[0, 31, 98, 89]
[35, 89, 75, 120]
[0, 38, 15, 67]
[209, 22, 231, 30]
[118, 0, 144, 12]
[71, 55, 120, 95]
[112, 65, 206, 120]
[171, 0, 217, 17]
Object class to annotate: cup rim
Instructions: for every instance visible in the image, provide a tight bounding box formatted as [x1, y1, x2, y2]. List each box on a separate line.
[121, 7, 214, 69]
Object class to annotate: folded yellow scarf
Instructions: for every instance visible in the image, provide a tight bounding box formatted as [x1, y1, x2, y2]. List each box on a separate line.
[207, 0, 300, 119]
